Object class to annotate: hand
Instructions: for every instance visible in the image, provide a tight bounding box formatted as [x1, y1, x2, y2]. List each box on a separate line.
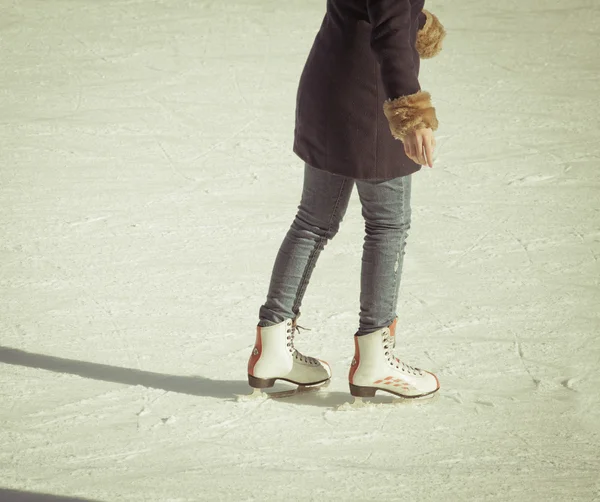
[403, 128, 435, 168]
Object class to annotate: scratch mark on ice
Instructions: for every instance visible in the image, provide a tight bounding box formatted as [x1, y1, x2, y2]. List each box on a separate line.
[511, 329, 540, 388]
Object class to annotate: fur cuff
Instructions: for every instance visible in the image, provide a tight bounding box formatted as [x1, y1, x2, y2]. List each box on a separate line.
[416, 9, 446, 59]
[383, 90, 438, 141]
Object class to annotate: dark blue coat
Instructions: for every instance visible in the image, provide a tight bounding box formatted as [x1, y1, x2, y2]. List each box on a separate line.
[293, 0, 445, 180]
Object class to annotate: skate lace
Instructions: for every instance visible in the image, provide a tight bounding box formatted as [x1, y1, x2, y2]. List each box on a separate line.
[383, 331, 423, 376]
[287, 322, 319, 365]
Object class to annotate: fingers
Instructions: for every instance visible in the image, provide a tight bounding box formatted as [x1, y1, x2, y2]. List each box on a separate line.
[424, 138, 434, 168]
[404, 141, 414, 162]
[404, 138, 420, 165]
[404, 136, 425, 165]
[415, 136, 424, 165]
[404, 129, 435, 167]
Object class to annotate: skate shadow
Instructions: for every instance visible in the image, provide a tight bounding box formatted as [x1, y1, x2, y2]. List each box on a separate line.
[0, 346, 417, 408]
[0, 488, 102, 501]
[0, 345, 375, 408]
[0, 345, 251, 400]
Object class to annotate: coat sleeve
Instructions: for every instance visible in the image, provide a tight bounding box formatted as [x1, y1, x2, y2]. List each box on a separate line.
[366, 0, 419, 100]
[418, 10, 427, 30]
[367, 0, 439, 141]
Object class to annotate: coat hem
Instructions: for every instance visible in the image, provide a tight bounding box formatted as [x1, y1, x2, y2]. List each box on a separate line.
[293, 142, 421, 181]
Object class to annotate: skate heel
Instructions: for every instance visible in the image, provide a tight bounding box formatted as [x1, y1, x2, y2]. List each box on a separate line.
[248, 374, 276, 389]
[349, 383, 377, 398]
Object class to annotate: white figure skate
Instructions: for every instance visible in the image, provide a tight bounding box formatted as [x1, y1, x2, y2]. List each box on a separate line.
[247, 316, 331, 398]
[348, 317, 440, 403]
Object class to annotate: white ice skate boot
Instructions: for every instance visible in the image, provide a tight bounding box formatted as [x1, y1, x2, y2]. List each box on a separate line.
[248, 316, 332, 389]
[348, 318, 439, 399]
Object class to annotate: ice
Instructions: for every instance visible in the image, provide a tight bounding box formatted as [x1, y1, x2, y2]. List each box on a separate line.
[1, 0, 599, 501]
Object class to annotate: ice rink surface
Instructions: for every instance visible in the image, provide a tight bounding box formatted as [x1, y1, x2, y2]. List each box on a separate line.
[1, 0, 599, 500]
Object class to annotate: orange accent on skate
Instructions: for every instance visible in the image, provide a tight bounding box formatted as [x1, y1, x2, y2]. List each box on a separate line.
[384, 376, 394, 381]
[374, 379, 384, 384]
[389, 317, 397, 342]
[247, 326, 263, 375]
[348, 336, 360, 384]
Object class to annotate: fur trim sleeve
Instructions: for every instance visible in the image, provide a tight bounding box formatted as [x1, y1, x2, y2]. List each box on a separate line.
[416, 9, 446, 59]
[383, 90, 439, 141]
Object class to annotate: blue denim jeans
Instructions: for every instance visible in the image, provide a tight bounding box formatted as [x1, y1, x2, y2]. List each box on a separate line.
[258, 162, 412, 336]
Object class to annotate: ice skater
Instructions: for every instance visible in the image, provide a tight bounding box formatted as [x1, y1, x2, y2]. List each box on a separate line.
[248, 0, 447, 401]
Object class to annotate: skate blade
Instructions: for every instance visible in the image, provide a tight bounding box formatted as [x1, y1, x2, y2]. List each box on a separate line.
[337, 391, 439, 410]
[268, 379, 330, 399]
[236, 380, 330, 401]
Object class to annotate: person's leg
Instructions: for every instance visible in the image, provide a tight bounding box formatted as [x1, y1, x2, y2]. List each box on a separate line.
[258, 163, 355, 327]
[348, 173, 438, 399]
[355, 174, 412, 335]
